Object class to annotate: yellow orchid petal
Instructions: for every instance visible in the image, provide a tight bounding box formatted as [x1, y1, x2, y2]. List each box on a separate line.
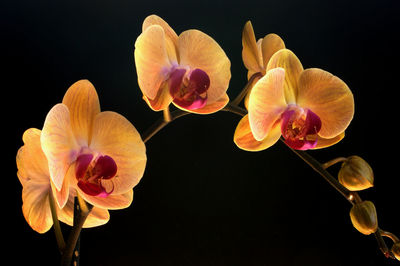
[296, 68, 354, 138]
[89, 111, 146, 196]
[242, 21, 263, 73]
[248, 68, 287, 141]
[266, 49, 304, 104]
[16, 128, 52, 233]
[134, 25, 172, 100]
[244, 74, 262, 110]
[62, 80, 100, 146]
[17, 128, 49, 186]
[22, 186, 52, 233]
[79, 189, 134, 210]
[178, 29, 231, 105]
[234, 115, 281, 152]
[142, 15, 178, 63]
[176, 93, 229, 114]
[50, 167, 72, 209]
[58, 195, 110, 228]
[261, 33, 285, 70]
[41, 104, 79, 191]
[142, 81, 173, 111]
[313, 132, 345, 149]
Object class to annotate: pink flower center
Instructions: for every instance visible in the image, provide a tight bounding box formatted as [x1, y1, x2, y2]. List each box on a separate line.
[75, 153, 117, 198]
[280, 105, 322, 150]
[168, 68, 210, 110]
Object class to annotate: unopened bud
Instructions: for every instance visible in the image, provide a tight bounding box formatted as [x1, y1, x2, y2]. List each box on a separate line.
[392, 242, 400, 261]
[350, 200, 378, 235]
[338, 156, 374, 191]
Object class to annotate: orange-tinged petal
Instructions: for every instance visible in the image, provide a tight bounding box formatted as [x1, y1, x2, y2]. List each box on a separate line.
[142, 15, 178, 63]
[22, 185, 52, 233]
[50, 166, 72, 209]
[313, 132, 345, 149]
[41, 103, 79, 191]
[79, 189, 134, 210]
[266, 49, 303, 104]
[176, 93, 229, 114]
[248, 68, 287, 141]
[234, 115, 281, 152]
[296, 68, 354, 138]
[17, 128, 49, 186]
[62, 80, 100, 146]
[242, 21, 263, 73]
[134, 25, 172, 100]
[244, 74, 262, 110]
[142, 81, 173, 111]
[261, 33, 285, 70]
[89, 111, 146, 195]
[16, 128, 53, 233]
[178, 29, 231, 105]
[58, 195, 110, 227]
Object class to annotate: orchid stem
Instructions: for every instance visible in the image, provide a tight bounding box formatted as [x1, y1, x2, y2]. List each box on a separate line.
[141, 94, 393, 260]
[380, 229, 400, 243]
[60, 196, 93, 266]
[288, 147, 355, 205]
[49, 192, 66, 253]
[375, 229, 394, 259]
[321, 157, 347, 169]
[231, 72, 262, 106]
[142, 108, 189, 143]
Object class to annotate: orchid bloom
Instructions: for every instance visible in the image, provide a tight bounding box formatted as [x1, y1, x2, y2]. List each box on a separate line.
[40, 80, 146, 210]
[17, 128, 109, 233]
[134, 15, 231, 114]
[242, 21, 285, 109]
[234, 49, 354, 151]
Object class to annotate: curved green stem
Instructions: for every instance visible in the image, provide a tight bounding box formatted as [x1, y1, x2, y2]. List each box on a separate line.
[321, 157, 347, 169]
[60, 196, 93, 266]
[141, 108, 189, 143]
[231, 72, 262, 106]
[139, 85, 393, 260]
[49, 192, 66, 253]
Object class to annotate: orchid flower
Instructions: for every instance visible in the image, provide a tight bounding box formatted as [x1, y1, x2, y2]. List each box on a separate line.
[242, 21, 285, 108]
[40, 80, 146, 210]
[134, 15, 231, 114]
[234, 49, 354, 151]
[17, 128, 109, 233]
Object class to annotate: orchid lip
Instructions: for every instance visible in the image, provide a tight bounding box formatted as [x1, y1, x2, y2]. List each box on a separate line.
[169, 67, 210, 110]
[280, 106, 321, 150]
[75, 153, 117, 197]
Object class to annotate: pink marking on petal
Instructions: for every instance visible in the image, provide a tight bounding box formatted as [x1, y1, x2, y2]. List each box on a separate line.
[173, 93, 207, 110]
[75, 153, 94, 180]
[285, 137, 318, 150]
[78, 180, 103, 196]
[189, 68, 210, 95]
[93, 155, 117, 180]
[168, 67, 210, 110]
[169, 68, 186, 96]
[97, 181, 115, 198]
[304, 109, 321, 135]
[280, 106, 321, 150]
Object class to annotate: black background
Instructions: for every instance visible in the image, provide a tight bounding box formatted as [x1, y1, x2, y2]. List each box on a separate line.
[3, 0, 400, 265]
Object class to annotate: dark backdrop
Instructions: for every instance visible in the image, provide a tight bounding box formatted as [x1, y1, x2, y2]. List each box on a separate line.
[3, 0, 399, 265]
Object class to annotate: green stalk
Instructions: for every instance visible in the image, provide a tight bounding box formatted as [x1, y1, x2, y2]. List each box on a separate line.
[49, 192, 66, 253]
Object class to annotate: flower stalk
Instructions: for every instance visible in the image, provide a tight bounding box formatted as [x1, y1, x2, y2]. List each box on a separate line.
[60, 196, 93, 266]
[49, 192, 66, 253]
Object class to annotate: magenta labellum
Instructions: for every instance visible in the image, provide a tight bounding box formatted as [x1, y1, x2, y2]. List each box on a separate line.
[169, 68, 210, 110]
[75, 153, 117, 198]
[280, 106, 322, 150]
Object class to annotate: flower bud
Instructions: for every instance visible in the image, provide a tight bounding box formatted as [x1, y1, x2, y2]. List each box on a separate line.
[338, 156, 374, 191]
[392, 242, 400, 261]
[350, 200, 378, 235]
